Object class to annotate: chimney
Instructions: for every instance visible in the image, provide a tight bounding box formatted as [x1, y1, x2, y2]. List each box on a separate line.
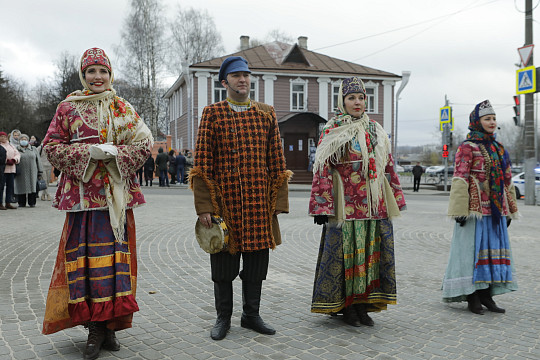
[240, 35, 250, 51]
[298, 36, 308, 49]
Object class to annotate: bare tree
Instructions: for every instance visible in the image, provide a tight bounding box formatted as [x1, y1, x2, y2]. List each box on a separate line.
[237, 29, 294, 50]
[53, 52, 80, 100]
[266, 29, 294, 43]
[168, 6, 224, 71]
[118, 0, 166, 139]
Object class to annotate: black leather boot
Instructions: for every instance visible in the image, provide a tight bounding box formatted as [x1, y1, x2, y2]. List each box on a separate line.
[467, 292, 484, 315]
[478, 288, 505, 313]
[84, 321, 106, 360]
[354, 303, 374, 326]
[210, 282, 233, 340]
[343, 306, 362, 327]
[102, 327, 120, 351]
[240, 281, 275, 335]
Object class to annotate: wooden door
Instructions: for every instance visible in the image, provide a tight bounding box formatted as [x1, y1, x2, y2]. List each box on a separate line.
[283, 133, 309, 170]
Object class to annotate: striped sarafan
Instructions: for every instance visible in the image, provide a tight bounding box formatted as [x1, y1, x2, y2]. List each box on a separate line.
[190, 100, 292, 254]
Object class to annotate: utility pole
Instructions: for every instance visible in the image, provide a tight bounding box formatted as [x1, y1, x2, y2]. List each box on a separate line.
[524, 0, 536, 205]
[443, 95, 450, 191]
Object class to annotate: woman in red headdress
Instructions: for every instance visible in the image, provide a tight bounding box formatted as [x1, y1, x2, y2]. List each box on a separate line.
[42, 48, 153, 359]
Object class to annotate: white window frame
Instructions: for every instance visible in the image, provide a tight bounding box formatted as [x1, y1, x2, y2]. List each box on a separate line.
[364, 80, 379, 114]
[212, 75, 227, 103]
[290, 77, 308, 111]
[178, 86, 183, 116]
[331, 80, 342, 112]
[249, 76, 259, 102]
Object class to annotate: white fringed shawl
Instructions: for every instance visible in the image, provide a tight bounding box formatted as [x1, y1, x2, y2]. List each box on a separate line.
[313, 112, 390, 215]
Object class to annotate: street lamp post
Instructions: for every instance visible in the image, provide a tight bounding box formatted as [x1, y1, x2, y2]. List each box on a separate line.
[394, 71, 411, 166]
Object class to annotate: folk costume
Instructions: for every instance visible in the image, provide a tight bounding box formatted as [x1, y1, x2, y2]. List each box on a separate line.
[42, 47, 153, 357]
[308, 77, 405, 326]
[190, 56, 292, 340]
[442, 100, 518, 314]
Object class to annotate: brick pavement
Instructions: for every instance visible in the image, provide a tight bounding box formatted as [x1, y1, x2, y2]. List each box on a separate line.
[0, 183, 539, 360]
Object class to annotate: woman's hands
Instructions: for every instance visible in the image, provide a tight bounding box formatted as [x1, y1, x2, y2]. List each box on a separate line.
[89, 143, 118, 160]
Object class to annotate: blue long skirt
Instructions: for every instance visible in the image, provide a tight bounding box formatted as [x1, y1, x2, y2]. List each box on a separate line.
[442, 216, 517, 302]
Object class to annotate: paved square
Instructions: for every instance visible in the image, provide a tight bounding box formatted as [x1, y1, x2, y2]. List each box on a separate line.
[1, 183, 539, 359]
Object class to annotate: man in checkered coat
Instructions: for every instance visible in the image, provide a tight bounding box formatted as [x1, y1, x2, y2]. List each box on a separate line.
[190, 56, 293, 341]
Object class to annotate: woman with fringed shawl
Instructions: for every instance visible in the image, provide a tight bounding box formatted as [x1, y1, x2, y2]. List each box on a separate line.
[443, 100, 518, 315]
[308, 77, 406, 327]
[42, 48, 153, 359]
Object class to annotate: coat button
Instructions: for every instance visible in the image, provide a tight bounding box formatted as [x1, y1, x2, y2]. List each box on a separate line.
[232, 149, 238, 153]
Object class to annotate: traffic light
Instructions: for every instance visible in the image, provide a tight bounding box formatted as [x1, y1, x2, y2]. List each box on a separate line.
[513, 95, 520, 126]
[449, 132, 453, 148]
[442, 144, 449, 158]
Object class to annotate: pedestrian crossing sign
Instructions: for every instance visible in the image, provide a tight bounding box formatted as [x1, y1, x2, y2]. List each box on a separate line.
[516, 66, 536, 94]
[439, 106, 452, 131]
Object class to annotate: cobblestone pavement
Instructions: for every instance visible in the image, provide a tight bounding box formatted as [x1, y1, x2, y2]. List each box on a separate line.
[1, 183, 539, 360]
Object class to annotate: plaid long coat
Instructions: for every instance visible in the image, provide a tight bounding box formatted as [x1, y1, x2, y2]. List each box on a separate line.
[190, 100, 292, 254]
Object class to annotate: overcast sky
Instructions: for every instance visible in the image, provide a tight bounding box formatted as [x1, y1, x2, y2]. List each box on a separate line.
[0, 0, 536, 146]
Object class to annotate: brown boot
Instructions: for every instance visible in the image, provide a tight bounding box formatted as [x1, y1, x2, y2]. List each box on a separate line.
[5, 204, 16, 210]
[0, 204, 6, 210]
[102, 328, 120, 351]
[84, 322, 106, 360]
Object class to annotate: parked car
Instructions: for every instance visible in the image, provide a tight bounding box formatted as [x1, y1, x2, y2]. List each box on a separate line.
[512, 169, 540, 199]
[402, 165, 414, 173]
[395, 165, 404, 173]
[425, 166, 454, 184]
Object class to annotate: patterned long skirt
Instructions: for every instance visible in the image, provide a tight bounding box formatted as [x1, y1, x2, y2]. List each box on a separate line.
[311, 219, 397, 314]
[442, 216, 517, 302]
[42, 210, 139, 334]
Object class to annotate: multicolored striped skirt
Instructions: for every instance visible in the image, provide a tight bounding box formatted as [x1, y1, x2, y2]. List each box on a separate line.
[442, 216, 517, 302]
[42, 210, 138, 334]
[311, 219, 397, 314]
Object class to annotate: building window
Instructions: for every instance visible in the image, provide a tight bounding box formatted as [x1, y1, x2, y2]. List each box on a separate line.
[290, 77, 308, 111]
[178, 87, 183, 116]
[249, 76, 259, 101]
[364, 81, 379, 114]
[331, 81, 341, 112]
[213, 80, 227, 103]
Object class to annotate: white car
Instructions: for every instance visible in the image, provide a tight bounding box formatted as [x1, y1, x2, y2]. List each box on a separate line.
[512, 170, 540, 199]
[395, 165, 404, 172]
[425, 165, 444, 174]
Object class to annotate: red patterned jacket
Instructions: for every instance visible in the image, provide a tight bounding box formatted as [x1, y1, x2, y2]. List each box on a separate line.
[43, 99, 151, 212]
[190, 100, 292, 253]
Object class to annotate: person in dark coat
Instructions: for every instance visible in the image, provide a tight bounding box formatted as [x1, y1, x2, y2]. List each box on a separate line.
[175, 151, 186, 184]
[144, 155, 155, 186]
[168, 149, 177, 184]
[155, 147, 169, 187]
[412, 162, 424, 192]
[0, 132, 6, 210]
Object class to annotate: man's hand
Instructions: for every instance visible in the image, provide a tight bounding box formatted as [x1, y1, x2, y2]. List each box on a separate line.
[198, 212, 213, 229]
